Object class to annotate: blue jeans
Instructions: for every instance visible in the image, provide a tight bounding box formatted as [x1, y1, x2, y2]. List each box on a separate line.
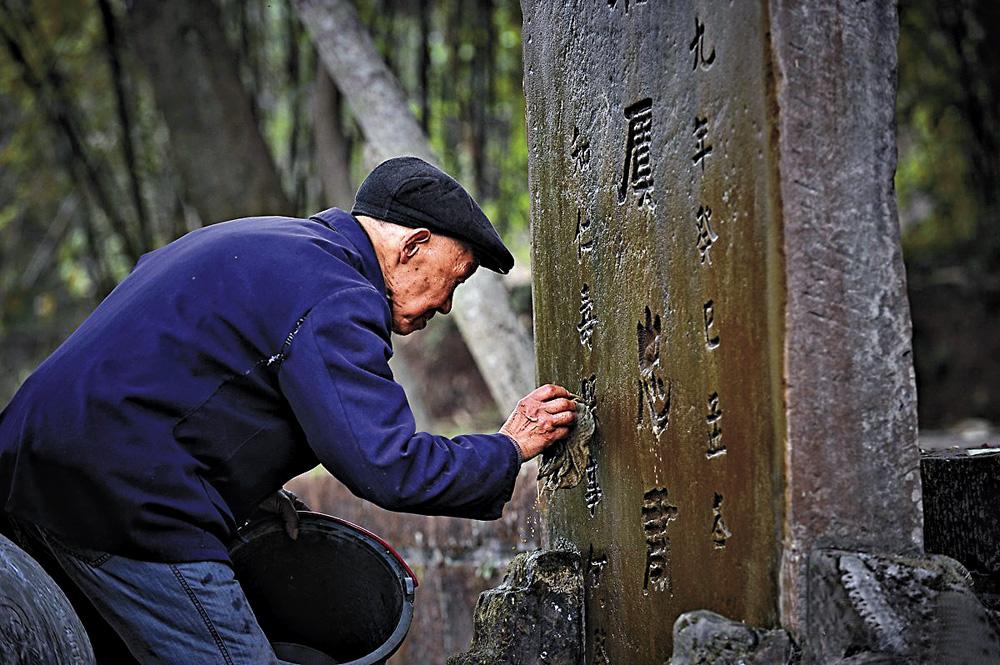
[14, 520, 287, 665]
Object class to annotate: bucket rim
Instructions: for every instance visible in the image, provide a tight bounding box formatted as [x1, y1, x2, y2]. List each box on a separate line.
[230, 511, 418, 665]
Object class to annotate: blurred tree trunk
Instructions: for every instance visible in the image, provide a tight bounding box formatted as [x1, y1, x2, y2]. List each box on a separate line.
[96, 0, 153, 252]
[312, 63, 434, 429]
[295, 0, 536, 412]
[0, 9, 141, 270]
[126, 0, 291, 224]
[312, 66, 356, 210]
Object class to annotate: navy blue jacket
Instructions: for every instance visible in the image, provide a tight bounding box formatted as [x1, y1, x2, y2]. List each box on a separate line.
[0, 209, 520, 563]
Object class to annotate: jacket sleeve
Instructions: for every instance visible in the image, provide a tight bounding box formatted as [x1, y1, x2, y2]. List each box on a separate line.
[277, 286, 520, 519]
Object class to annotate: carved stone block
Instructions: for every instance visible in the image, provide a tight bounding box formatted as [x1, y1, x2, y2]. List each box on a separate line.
[806, 549, 1000, 664]
[670, 610, 795, 665]
[447, 550, 584, 665]
[523, 1, 921, 656]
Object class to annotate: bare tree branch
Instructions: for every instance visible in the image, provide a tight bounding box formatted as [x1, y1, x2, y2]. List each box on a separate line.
[0, 7, 142, 263]
[97, 0, 153, 252]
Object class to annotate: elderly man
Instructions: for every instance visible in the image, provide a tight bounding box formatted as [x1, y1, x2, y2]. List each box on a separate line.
[0, 156, 576, 663]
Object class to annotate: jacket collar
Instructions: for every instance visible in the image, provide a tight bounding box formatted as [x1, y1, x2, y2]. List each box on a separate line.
[309, 208, 387, 297]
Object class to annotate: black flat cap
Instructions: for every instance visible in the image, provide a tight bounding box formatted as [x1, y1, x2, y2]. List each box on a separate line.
[352, 156, 514, 274]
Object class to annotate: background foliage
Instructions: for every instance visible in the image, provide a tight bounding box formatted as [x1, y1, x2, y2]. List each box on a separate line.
[896, 0, 999, 427]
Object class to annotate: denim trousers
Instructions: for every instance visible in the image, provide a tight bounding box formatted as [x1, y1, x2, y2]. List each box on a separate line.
[9, 519, 289, 665]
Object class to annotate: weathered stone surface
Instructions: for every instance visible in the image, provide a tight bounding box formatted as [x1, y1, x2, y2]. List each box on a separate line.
[769, 0, 923, 629]
[806, 549, 1000, 664]
[524, 3, 785, 658]
[670, 610, 796, 665]
[0, 533, 94, 664]
[447, 550, 584, 665]
[522, 0, 921, 655]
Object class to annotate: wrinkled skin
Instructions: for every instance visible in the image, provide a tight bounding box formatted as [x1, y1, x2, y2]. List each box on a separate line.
[500, 384, 577, 460]
[378, 226, 478, 336]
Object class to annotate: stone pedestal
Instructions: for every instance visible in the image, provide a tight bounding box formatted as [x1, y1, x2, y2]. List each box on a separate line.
[522, 0, 921, 659]
[447, 551, 584, 665]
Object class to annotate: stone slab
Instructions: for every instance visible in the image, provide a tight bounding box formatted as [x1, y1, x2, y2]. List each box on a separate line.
[522, 0, 921, 657]
[670, 610, 795, 665]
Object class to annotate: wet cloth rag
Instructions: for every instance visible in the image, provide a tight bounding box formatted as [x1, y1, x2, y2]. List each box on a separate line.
[537, 396, 596, 493]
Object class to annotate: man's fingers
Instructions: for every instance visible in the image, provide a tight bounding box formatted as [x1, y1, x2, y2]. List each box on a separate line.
[542, 398, 577, 414]
[532, 383, 572, 401]
[551, 410, 576, 426]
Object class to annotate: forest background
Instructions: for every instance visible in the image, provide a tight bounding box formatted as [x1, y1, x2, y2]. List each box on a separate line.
[0, 0, 997, 660]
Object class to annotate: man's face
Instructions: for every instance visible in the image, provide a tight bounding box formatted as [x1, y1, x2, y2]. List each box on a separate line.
[387, 231, 478, 336]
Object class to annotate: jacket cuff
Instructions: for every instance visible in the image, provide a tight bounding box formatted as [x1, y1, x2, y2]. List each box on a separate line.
[499, 431, 524, 466]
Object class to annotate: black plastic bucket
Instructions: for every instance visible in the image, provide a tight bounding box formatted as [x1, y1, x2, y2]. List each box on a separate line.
[229, 512, 417, 665]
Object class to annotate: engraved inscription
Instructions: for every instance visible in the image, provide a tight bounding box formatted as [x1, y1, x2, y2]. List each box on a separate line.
[695, 204, 719, 264]
[587, 545, 609, 588]
[689, 16, 716, 71]
[571, 127, 591, 171]
[637, 307, 670, 436]
[581, 374, 602, 516]
[585, 455, 603, 517]
[692, 116, 713, 170]
[575, 209, 594, 261]
[581, 374, 598, 410]
[607, 0, 647, 13]
[703, 300, 720, 350]
[712, 493, 732, 549]
[618, 98, 654, 209]
[706, 392, 726, 458]
[578, 284, 597, 349]
[642, 487, 678, 592]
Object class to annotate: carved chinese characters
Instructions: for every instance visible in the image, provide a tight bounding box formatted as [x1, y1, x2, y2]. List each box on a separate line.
[703, 300, 720, 349]
[689, 17, 716, 71]
[642, 487, 679, 592]
[695, 205, 718, 264]
[706, 392, 725, 458]
[525, 1, 787, 659]
[692, 116, 712, 170]
[619, 99, 655, 209]
[637, 307, 670, 437]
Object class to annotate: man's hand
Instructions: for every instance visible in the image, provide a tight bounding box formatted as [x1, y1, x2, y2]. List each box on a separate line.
[500, 384, 577, 461]
[256, 489, 310, 540]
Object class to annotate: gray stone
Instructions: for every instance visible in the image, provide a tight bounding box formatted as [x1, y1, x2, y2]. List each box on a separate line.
[670, 610, 796, 665]
[447, 550, 584, 665]
[806, 549, 1000, 664]
[522, 0, 921, 656]
[0, 533, 94, 664]
[770, 0, 923, 630]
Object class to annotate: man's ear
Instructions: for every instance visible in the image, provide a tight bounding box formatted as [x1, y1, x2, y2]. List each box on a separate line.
[400, 228, 432, 263]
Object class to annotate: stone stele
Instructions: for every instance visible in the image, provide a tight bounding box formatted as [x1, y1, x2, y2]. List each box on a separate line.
[522, 0, 922, 660]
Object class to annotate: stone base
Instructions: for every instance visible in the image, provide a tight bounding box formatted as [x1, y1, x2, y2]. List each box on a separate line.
[806, 549, 1000, 664]
[447, 550, 583, 665]
[452, 548, 1000, 664]
[670, 611, 796, 665]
